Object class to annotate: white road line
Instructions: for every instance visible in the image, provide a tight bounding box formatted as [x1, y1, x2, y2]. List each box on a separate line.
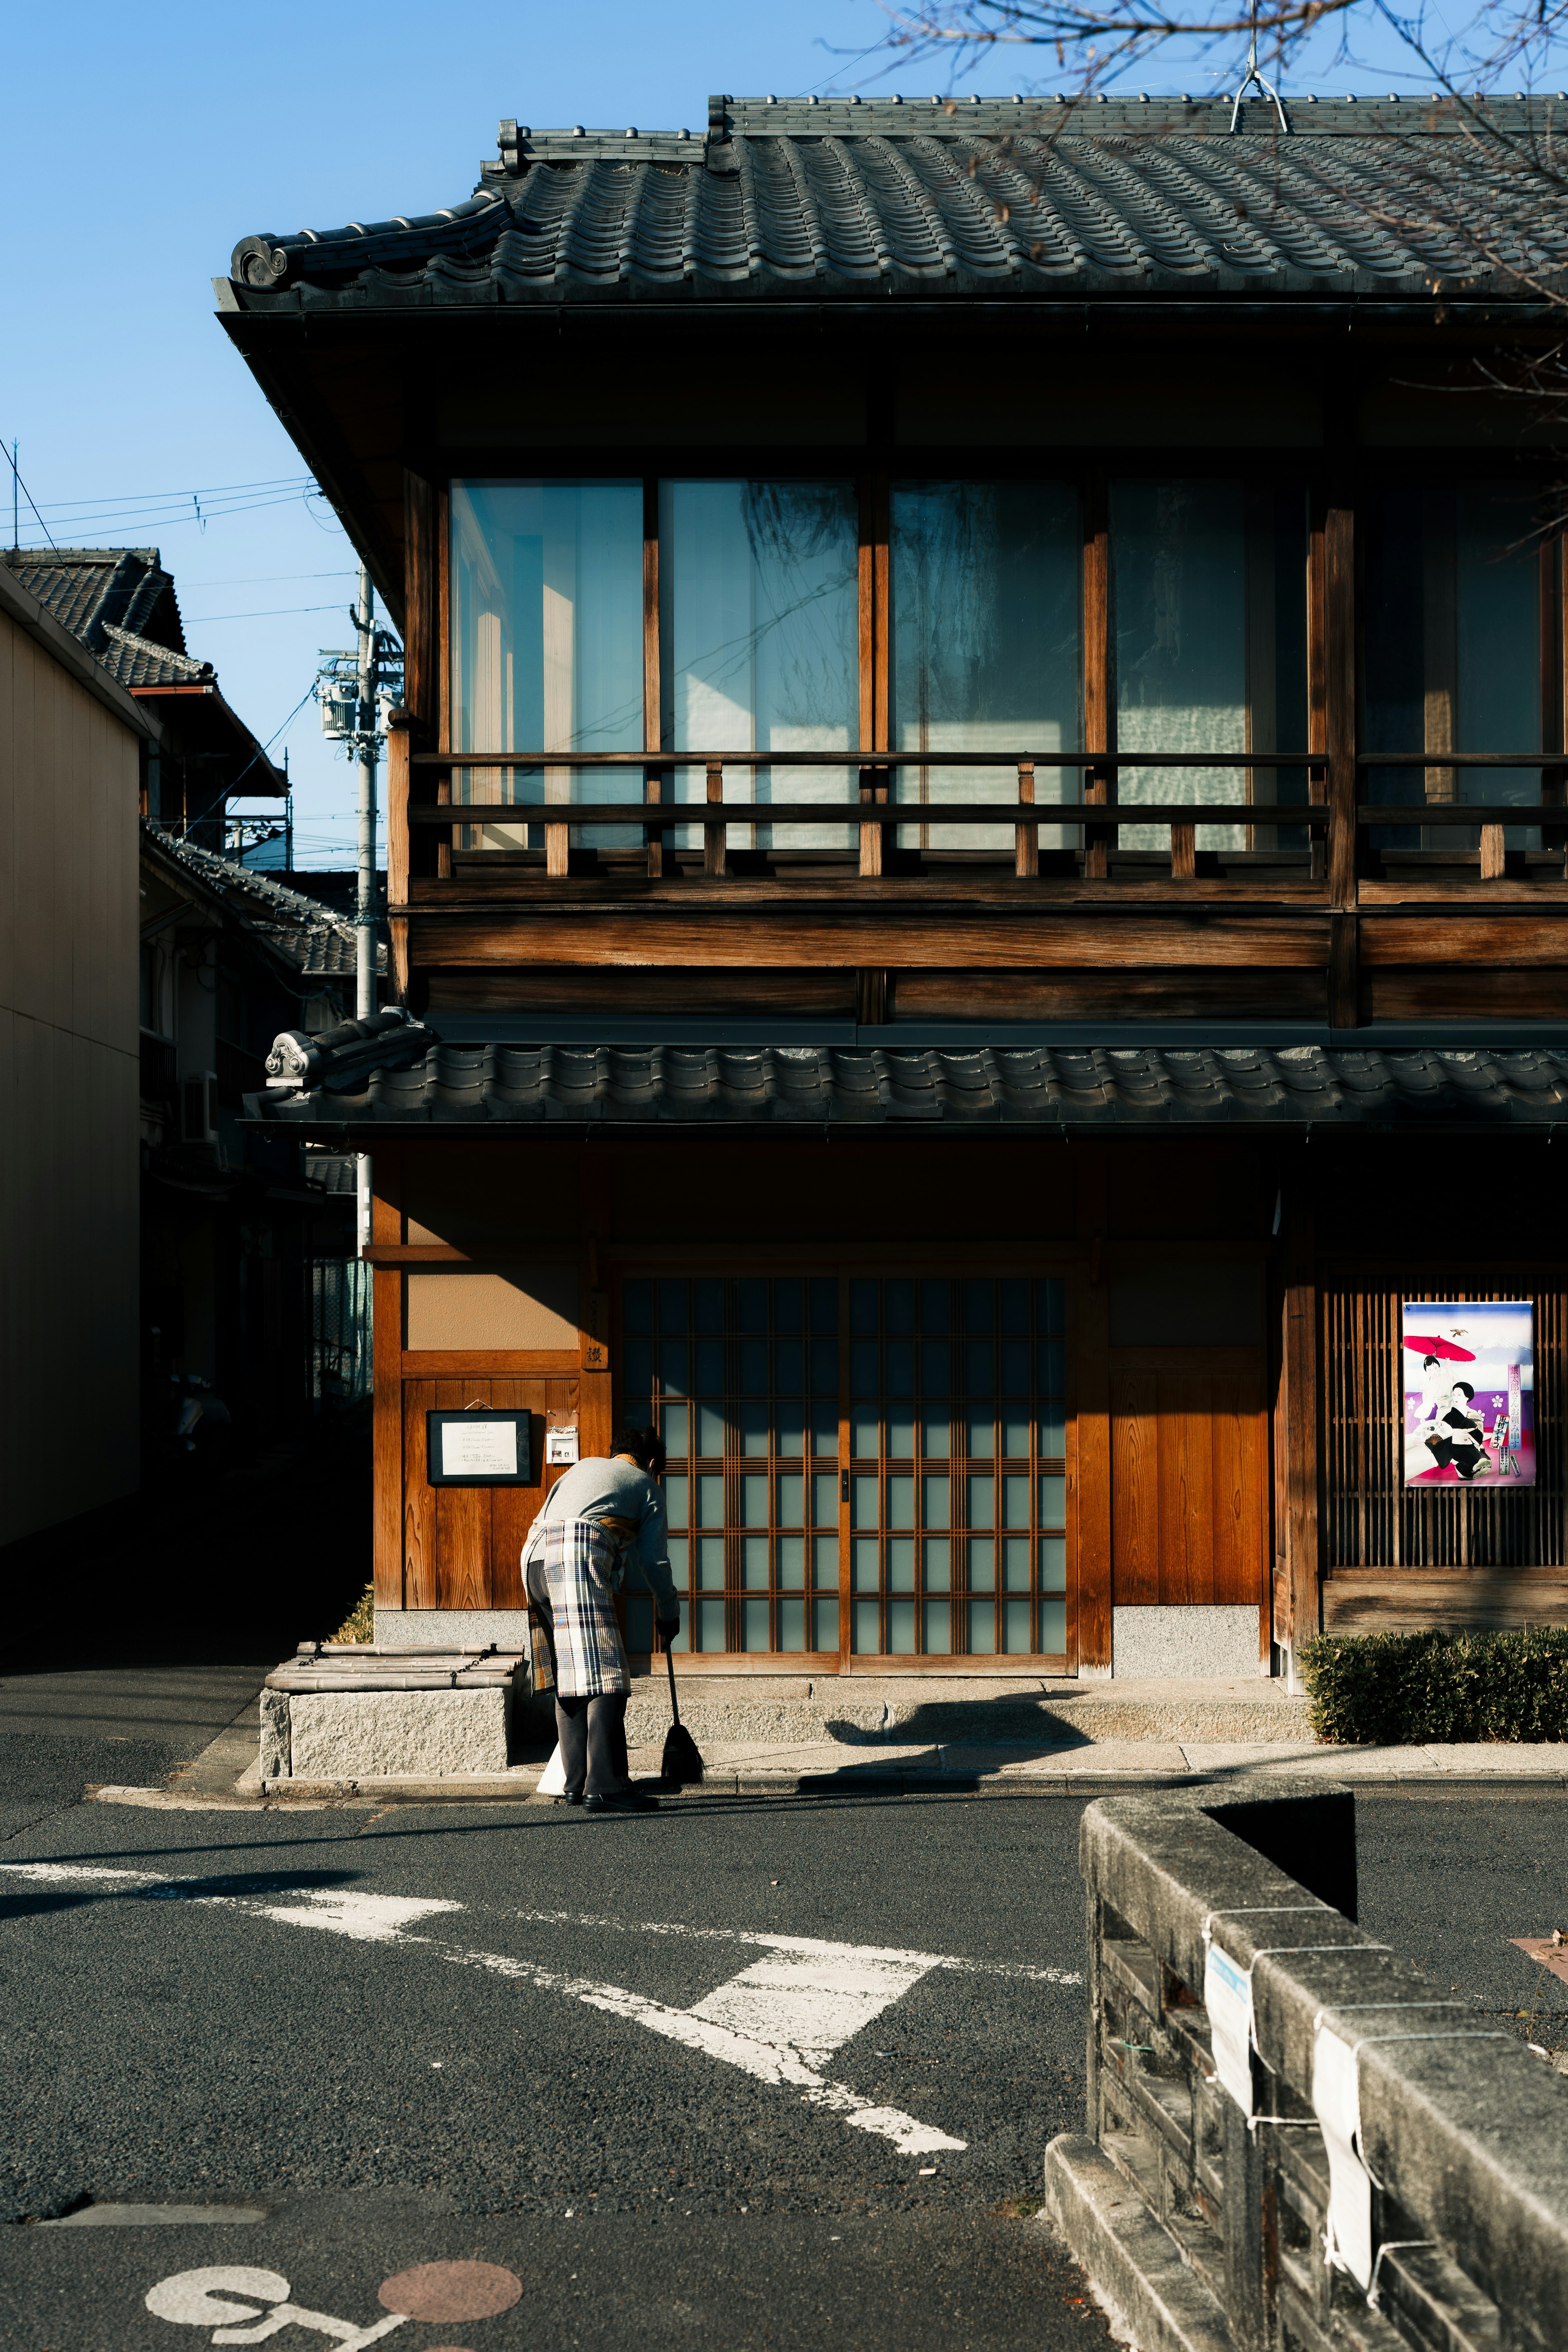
[0, 1866, 1020, 2155]
[432, 1942, 967, 2156]
[511, 1905, 1084, 1985]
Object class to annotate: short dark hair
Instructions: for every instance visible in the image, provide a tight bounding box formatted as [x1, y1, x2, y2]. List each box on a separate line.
[1452, 1380, 1475, 1402]
[619, 1425, 667, 1477]
[1423, 1354, 1441, 1370]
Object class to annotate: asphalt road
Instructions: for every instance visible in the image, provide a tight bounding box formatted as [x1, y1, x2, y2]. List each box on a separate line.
[1, 1724, 1565, 2352]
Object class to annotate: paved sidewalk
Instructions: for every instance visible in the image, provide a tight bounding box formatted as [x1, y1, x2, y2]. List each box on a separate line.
[80, 1726, 1568, 1810]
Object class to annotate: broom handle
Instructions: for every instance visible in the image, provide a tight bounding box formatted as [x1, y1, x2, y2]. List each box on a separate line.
[664, 1626, 682, 1729]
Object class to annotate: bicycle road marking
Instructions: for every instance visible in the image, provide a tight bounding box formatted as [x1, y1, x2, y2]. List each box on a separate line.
[1, 1865, 969, 2155]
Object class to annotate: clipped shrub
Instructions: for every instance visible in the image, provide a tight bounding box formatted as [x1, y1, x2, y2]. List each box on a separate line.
[329, 1584, 374, 1644]
[1300, 1626, 1568, 1745]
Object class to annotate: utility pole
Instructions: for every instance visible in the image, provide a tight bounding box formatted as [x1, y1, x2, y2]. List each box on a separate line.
[353, 564, 377, 1258]
[316, 575, 401, 1258]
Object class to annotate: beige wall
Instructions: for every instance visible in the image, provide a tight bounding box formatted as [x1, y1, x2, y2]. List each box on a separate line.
[0, 602, 142, 1546]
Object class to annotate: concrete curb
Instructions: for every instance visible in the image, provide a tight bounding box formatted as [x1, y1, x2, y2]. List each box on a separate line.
[84, 1753, 1568, 1812]
[1044, 2134, 1234, 2352]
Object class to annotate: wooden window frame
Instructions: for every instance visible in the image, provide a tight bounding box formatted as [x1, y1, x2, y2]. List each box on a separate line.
[614, 1259, 1075, 1673]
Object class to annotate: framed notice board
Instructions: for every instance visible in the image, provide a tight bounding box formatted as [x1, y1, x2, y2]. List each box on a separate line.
[425, 1408, 533, 1488]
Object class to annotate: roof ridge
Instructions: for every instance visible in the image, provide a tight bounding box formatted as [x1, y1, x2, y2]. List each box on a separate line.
[101, 620, 209, 677]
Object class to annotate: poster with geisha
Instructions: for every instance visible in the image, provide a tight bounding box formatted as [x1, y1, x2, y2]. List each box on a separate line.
[1402, 1302, 1534, 1487]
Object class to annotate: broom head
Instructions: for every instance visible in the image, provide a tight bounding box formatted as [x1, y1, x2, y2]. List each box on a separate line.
[662, 1722, 705, 1785]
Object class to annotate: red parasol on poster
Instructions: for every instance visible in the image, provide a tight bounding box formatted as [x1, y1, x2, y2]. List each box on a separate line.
[1403, 1334, 1476, 1361]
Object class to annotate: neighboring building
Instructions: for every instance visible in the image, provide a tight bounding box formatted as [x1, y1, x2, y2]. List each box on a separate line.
[0, 560, 148, 1549]
[229, 93, 1568, 1677]
[3, 546, 288, 847]
[136, 827, 375, 1441]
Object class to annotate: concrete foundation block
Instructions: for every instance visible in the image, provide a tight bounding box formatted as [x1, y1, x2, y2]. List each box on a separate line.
[286, 1687, 512, 1778]
[259, 1689, 292, 1781]
[1112, 1606, 1260, 1680]
[1044, 2133, 1237, 2352]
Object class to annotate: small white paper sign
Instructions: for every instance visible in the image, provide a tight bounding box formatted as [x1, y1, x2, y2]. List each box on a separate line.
[1204, 1941, 1255, 2113]
[440, 1420, 517, 1478]
[1313, 2023, 1374, 2288]
[546, 1424, 580, 1465]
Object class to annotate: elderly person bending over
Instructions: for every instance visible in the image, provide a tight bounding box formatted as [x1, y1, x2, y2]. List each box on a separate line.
[522, 1426, 681, 1813]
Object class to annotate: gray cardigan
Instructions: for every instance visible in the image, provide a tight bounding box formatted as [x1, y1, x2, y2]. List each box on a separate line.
[528, 1455, 680, 1617]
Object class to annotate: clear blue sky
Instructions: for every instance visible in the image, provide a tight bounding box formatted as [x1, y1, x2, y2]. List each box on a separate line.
[2, 0, 1485, 865]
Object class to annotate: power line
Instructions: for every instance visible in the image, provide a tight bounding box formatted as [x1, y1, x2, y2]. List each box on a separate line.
[33, 472, 314, 513]
[3, 438, 56, 550]
[184, 601, 347, 623]
[180, 568, 356, 588]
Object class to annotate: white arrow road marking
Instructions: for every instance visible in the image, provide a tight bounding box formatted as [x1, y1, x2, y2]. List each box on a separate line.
[1, 1868, 985, 2155]
[512, 1906, 1083, 1985]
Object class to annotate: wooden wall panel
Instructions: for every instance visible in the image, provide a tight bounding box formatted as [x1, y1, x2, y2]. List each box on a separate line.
[426, 968, 855, 1016]
[1361, 967, 1568, 1021]
[1111, 1356, 1266, 1609]
[433, 1376, 494, 1609]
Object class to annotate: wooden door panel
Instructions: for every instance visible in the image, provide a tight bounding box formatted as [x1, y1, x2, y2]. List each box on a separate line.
[1111, 1370, 1160, 1604]
[402, 1372, 579, 1613]
[1112, 1359, 1266, 1608]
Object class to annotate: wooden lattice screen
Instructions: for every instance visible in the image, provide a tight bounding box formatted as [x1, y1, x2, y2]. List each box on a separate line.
[1322, 1272, 1568, 1569]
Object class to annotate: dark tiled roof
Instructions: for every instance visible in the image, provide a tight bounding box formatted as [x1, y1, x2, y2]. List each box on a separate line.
[145, 827, 383, 982]
[3, 548, 194, 670]
[243, 1042, 1568, 1133]
[223, 95, 1568, 309]
[98, 622, 209, 689]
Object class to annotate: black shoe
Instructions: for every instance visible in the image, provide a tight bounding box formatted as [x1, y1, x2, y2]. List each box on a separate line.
[558, 1789, 584, 1806]
[583, 1790, 659, 1813]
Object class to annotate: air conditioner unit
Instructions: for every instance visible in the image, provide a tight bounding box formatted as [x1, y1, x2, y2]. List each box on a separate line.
[180, 1071, 218, 1145]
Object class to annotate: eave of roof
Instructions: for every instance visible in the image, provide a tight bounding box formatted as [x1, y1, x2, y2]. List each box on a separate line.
[241, 1042, 1568, 1139]
[218, 94, 1568, 318]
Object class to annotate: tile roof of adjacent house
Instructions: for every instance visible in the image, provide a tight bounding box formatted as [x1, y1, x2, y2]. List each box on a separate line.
[145, 825, 384, 983]
[243, 1041, 1568, 1134]
[3, 548, 197, 675]
[221, 94, 1568, 309]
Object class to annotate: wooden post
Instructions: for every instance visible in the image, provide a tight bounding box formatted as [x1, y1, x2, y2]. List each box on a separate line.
[858, 761, 887, 879]
[385, 719, 410, 1002]
[1015, 759, 1038, 879]
[1170, 817, 1196, 882]
[1278, 1177, 1321, 1682]
[1479, 821, 1506, 880]
[1082, 473, 1112, 881]
[1075, 1147, 1112, 1677]
[1307, 488, 1327, 887]
[644, 478, 663, 880]
[372, 1149, 405, 1615]
[1325, 489, 1358, 1025]
[705, 759, 726, 878]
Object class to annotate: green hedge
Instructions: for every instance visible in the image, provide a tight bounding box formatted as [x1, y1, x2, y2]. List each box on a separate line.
[1299, 1627, 1568, 1744]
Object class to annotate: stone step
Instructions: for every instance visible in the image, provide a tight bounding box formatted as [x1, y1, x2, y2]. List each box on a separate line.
[615, 1674, 1312, 1750]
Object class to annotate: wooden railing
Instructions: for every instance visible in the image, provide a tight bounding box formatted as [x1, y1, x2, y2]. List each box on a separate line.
[402, 746, 1567, 885]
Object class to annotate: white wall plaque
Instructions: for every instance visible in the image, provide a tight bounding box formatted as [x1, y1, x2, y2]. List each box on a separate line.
[546, 1424, 580, 1466]
[441, 1420, 517, 1479]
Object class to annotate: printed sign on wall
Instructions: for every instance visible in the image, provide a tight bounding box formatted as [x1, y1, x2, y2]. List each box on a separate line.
[1401, 1301, 1534, 1487]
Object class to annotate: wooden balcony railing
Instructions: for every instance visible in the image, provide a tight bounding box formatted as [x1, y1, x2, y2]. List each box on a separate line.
[400, 747, 1567, 887]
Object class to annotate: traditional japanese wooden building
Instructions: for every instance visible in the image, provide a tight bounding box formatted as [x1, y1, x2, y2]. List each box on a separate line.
[229, 91, 1568, 1681]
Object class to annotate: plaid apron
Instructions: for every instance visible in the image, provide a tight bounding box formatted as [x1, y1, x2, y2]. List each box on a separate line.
[523, 1515, 629, 1699]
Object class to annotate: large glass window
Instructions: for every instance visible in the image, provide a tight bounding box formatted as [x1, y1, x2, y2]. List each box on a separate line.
[1364, 481, 1544, 847]
[1111, 480, 1309, 849]
[892, 481, 1081, 849]
[661, 480, 859, 850]
[620, 1271, 1067, 1659]
[450, 479, 644, 846]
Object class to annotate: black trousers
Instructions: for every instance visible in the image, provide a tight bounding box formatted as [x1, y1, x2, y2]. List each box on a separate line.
[1426, 1435, 1485, 1478]
[555, 1691, 630, 1797]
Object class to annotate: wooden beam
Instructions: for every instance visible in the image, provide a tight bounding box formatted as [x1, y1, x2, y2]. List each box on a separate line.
[1014, 760, 1038, 880]
[412, 911, 1334, 969]
[386, 720, 410, 1001]
[705, 760, 726, 878]
[401, 470, 437, 730]
[1327, 907, 1358, 1028]
[1323, 1569, 1568, 1635]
